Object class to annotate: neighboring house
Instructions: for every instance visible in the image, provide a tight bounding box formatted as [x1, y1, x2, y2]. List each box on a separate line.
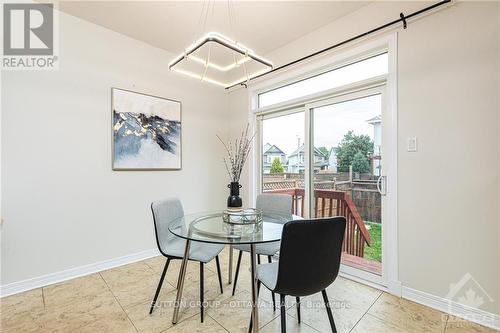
[287, 144, 329, 173]
[328, 147, 338, 173]
[367, 115, 381, 176]
[262, 143, 287, 174]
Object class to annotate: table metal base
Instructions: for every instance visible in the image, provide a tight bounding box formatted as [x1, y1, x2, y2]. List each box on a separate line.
[172, 239, 191, 324]
[250, 244, 259, 333]
[228, 245, 233, 284]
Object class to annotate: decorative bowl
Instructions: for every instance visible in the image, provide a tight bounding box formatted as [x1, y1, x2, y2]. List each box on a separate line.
[222, 208, 263, 225]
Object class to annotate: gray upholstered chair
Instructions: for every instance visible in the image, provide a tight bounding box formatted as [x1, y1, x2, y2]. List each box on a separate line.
[231, 193, 292, 309]
[149, 198, 224, 322]
[249, 217, 346, 333]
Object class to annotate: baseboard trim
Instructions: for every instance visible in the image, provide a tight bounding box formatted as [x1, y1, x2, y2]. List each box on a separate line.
[0, 248, 160, 298]
[386, 279, 402, 297]
[402, 286, 500, 330]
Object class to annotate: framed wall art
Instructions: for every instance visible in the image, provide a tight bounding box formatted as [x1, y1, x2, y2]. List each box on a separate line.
[112, 88, 181, 170]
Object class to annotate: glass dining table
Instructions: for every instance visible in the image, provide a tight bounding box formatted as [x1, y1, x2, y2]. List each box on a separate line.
[168, 211, 292, 333]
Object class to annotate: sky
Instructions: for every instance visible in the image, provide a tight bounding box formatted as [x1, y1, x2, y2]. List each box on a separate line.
[259, 53, 388, 108]
[262, 94, 381, 156]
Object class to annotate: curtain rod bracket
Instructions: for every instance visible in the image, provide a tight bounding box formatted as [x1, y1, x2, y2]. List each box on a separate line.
[400, 12, 407, 29]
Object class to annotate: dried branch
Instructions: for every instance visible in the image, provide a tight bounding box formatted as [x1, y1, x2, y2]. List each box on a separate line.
[217, 124, 256, 183]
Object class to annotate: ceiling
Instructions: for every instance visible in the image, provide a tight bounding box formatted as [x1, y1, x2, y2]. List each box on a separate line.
[58, 1, 371, 56]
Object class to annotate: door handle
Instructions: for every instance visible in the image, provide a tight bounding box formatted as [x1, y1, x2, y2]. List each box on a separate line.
[377, 175, 387, 196]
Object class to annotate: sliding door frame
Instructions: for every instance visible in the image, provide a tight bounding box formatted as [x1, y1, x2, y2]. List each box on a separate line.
[248, 34, 400, 296]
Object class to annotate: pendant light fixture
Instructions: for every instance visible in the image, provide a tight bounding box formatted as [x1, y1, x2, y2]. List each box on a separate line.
[169, 1, 273, 88]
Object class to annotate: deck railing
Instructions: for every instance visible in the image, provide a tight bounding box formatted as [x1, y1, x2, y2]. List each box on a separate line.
[264, 188, 371, 257]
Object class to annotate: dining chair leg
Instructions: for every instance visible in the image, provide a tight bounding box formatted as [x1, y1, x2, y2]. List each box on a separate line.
[280, 294, 287, 333]
[257, 254, 261, 265]
[268, 255, 276, 311]
[149, 258, 170, 314]
[215, 255, 224, 294]
[295, 297, 301, 323]
[200, 262, 204, 323]
[321, 290, 337, 333]
[232, 250, 243, 296]
[247, 281, 261, 333]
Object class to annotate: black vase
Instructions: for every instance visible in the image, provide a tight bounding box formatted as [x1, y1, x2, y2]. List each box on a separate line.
[227, 182, 242, 208]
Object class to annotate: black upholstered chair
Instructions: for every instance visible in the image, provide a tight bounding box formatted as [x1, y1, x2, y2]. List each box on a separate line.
[249, 217, 346, 333]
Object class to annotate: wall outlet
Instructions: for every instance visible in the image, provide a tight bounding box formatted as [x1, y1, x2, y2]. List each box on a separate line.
[407, 137, 418, 152]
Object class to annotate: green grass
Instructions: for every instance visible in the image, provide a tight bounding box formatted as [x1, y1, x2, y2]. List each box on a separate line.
[363, 222, 381, 262]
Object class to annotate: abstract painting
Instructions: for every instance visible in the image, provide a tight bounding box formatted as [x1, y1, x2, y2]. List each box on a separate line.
[112, 88, 181, 170]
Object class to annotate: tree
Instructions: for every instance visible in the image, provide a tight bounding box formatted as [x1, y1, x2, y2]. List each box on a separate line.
[335, 131, 373, 172]
[317, 146, 330, 159]
[270, 157, 284, 174]
[352, 151, 370, 173]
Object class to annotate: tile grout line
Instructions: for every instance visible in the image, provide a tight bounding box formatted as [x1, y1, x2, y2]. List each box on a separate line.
[98, 272, 140, 333]
[261, 312, 322, 333]
[41, 287, 46, 309]
[205, 289, 279, 333]
[366, 292, 452, 333]
[359, 292, 405, 329]
[158, 312, 200, 333]
[206, 288, 280, 332]
[348, 291, 383, 332]
[442, 313, 449, 333]
[205, 312, 233, 333]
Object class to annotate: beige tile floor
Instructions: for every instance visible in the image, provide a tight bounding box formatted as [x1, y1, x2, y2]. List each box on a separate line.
[1, 247, 497, 333]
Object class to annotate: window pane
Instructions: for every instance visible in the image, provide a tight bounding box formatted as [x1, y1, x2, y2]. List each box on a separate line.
[312, 94, 382, 275]
[258, 53, 388, 108]
[262, 112, 306, 217]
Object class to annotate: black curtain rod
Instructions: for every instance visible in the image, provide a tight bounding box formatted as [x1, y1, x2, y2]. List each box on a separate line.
[226, 0, 451, 90]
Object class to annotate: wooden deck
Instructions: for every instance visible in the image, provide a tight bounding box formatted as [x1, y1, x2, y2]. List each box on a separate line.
[341, 253, 382, 275]
[263, 188, 381, 276]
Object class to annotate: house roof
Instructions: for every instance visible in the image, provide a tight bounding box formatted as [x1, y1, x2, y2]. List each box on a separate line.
[314, 161, 330, 167]
[366, 115, 381, 124]
[264, 144, 285, 155]
[288, 144, 327, 158]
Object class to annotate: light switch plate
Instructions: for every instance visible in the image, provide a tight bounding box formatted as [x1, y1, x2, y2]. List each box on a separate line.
[407, 137, 418, 152]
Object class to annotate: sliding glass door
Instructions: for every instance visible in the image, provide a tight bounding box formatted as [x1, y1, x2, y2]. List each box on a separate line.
[310, 91, 384, 277]
[257, 86, 391, 285]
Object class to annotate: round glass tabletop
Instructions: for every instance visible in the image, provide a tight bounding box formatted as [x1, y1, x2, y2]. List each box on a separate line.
[169, 211, 293, 245]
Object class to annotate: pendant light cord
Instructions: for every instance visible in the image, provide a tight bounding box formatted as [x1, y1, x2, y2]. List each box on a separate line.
[227, 0, 249, 82]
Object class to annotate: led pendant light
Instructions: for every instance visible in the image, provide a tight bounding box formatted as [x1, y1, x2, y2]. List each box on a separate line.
[169, 2, 273, 88]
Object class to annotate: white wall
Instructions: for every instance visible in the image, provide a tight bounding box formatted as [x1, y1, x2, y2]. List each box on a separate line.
[397, 1, 499, 317]
[227, 1, 500, 316]
[1, 11, 229, 287]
